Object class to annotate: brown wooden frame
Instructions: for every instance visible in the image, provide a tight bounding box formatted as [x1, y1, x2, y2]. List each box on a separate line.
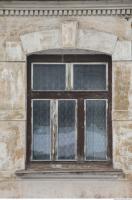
[26, 52, 112, 171]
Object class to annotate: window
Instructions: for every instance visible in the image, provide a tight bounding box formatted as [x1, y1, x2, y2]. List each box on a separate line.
[27, 50, 112, 171]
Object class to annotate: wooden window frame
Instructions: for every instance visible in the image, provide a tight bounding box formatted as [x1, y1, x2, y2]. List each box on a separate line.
[26, 53, 112, 171]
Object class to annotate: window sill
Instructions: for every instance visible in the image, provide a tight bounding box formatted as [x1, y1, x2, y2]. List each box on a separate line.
[15, 169, 124, 180]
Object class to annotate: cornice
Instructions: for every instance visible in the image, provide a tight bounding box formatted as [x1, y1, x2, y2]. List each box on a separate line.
[0, 1, 132, 17]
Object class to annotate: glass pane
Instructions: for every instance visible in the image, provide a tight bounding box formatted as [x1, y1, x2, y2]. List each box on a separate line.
[58, 100, 76, 160]
[32, 64, 66, 90]
[32, 100, 50, 160]
[85, 100, 107, 160]
[73, 64, 106, 90]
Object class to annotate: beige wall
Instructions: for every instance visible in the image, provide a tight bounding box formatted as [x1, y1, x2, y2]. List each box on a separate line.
[0, 15, 132, 197]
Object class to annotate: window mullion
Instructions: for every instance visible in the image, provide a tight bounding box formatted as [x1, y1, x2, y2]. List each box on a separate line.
[50, 99, 58, 161]
[77, 99, 84, 161]
[71, 63, 73, 90]
[66, 63, 73, 91]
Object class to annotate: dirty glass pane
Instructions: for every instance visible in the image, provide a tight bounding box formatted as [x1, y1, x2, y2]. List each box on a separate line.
[73, 64, 106, 90]
[32, 100, 50, 160]
[85, 100, 107, 160]
[32, 64, 66, 90]
[58, 100, 76, 160]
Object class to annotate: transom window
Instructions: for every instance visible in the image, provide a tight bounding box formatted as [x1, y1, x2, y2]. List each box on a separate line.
[27, 51, 112, 170]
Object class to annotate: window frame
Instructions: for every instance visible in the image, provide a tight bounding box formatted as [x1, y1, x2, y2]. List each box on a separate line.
[26, 53, 112, 171]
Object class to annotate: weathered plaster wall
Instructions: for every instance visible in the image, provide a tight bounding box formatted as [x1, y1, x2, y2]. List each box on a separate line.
[0, 178, 132, 198]
[0, 14, 132, 197]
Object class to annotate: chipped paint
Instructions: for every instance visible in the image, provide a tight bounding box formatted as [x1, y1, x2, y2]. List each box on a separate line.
[113, 62, 131, 111]
[0, 62, 25, 120]
[51, 100, 58, 160]
[113, 121, 132, 174]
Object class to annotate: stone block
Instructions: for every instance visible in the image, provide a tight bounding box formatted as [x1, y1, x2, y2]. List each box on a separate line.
[61, 21, 78, 48]
[20, 29, 60, 54]
[77, 29, 117, 54]
[0, 121, 25, 171]
[0, 62, 26, 120]
[5, 41, 25, 61]
[112, 41, 132, 61]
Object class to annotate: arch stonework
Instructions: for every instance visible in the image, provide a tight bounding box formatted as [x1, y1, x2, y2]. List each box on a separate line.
[20, 28, 117, 55]
[3, 20, 132, 62]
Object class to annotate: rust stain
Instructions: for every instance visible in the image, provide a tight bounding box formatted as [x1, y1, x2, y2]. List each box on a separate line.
[127, 146, 132, 152]
[127, 124, 132, 129]
[6, 126, 21, 163]
[15, 148, 24, 160]
[121, 140, 132, 147]
[115, 148, 120, 157]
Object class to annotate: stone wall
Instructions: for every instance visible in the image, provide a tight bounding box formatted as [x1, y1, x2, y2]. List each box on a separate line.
[0, 13, 132, 197]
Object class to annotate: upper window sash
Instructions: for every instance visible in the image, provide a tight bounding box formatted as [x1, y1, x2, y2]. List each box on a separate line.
[31, 62, 108, 92]
[31, 63, 66, 91]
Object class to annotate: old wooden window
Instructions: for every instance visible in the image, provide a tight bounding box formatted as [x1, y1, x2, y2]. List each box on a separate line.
[27, 50, 112, 171]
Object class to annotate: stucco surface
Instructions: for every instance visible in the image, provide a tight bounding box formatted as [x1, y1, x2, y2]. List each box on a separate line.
[0, 13, 132, 198]
[112, 41, 132, 61]
[112, 62, 132, 120]
[0, 121, 25, 172]
[0, 178, 131, 198]
[113, 121, 132, 172]
[0, 62, 26, 120]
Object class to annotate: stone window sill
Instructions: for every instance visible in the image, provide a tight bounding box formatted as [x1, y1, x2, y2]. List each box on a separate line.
[15, 169, 124, 179]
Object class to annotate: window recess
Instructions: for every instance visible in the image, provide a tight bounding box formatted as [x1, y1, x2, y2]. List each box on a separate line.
[27, 51, 112, 171]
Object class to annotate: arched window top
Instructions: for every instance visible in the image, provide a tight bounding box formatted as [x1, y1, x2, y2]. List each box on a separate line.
[27, 49, 111, 64]
[27, 48, 111, 56]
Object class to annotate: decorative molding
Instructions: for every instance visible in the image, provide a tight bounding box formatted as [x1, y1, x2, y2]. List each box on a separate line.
[61, 21, 78, 48]
[0, 1, 132, 17]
